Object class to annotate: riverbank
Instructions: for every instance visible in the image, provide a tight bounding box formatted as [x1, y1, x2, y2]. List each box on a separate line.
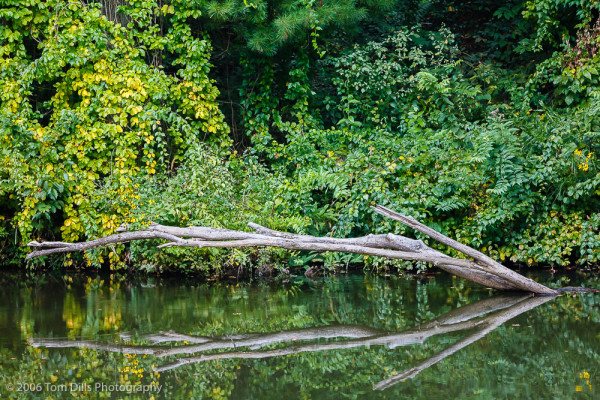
[2, 260, 598, 290]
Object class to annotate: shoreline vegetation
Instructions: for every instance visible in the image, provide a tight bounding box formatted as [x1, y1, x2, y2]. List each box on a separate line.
[1, 1, 599, 277]
[0, 263, 597, 287]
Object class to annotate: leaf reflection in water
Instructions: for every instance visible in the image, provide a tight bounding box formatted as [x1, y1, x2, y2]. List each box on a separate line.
[29, 294, 553, 391]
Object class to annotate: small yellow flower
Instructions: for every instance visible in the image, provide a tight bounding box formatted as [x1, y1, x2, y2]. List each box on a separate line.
[576, 385, 583, 392]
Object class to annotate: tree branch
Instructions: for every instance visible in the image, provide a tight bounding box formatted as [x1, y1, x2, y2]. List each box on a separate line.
[26, 205, 558, 294]
[371, 205, 557, 295]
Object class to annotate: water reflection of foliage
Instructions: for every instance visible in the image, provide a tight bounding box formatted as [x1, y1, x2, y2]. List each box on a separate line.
[0, 274, 599, 399]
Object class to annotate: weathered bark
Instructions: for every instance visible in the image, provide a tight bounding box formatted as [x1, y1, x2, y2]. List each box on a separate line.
[29, 294, 552, 380]
[26, 205, 558, 294]
[372, 206, 555, 294]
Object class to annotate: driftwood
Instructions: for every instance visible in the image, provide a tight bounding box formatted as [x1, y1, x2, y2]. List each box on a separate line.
[29, 294, 553, 390]
[27, 205, 557, 295]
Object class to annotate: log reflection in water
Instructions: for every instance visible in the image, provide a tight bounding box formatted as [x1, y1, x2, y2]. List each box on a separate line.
[373, 295, 553, 390]
[29, 294, 552, 388]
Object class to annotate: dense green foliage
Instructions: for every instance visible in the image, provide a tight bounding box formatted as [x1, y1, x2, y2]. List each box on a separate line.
[0, 0, 231, 266]
[1, 0, 599, 272]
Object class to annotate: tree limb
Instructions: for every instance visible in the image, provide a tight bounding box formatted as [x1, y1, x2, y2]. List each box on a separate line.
[26, 205, 558, 294]
[372, 205, 557, 295]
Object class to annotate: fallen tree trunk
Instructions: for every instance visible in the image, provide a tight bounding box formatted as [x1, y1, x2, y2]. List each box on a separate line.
[27, 205, 557, 294]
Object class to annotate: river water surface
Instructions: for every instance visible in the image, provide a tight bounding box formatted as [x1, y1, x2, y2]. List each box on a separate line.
[0, 270, 598, 399]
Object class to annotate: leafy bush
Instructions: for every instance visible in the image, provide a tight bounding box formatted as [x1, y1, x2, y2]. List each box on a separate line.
[121, 145, 305, 273]
[2, 0, 600, 272]
[0, 0, 229, 265]
[248, 25, 600, 269]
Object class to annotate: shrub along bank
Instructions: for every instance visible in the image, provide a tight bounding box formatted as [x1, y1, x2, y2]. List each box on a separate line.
[1, 0, 599, 274]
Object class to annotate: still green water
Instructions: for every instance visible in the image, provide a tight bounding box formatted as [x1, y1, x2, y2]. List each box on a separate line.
[0, 271, 598, 399]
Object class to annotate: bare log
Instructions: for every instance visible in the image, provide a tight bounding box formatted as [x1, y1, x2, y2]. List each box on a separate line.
[27, 231, 184, 258]
[372, 205, 557, 295]
[26, 205, 558, 294]
[119, 330, 214, 344]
